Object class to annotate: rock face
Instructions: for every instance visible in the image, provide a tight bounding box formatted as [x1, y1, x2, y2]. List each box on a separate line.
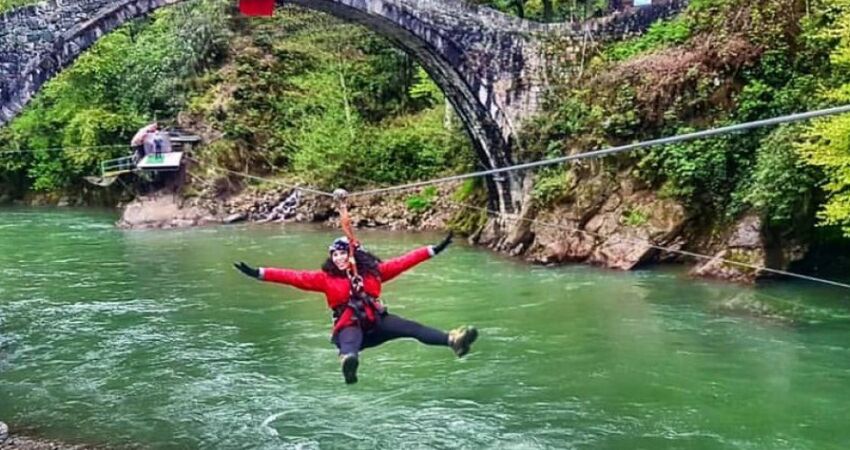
[520, 189, 808, 283]
[206, 182, 462, 232]
[690, 214, 765, 283]
[117, 178, 465, 232]
[471, 168, 807, 283]
[688, 214, 809, 284]
[525, 186, 687, 270]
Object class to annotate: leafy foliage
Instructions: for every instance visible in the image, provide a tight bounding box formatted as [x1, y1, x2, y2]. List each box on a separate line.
[0, 0, 231, 192]
[408, 67, 443, 107]
[622, 208, 649, 227]
[471, 0, 609, 22]
[639, 130, 745, 213]
[603, 17, 691, 62]
[532, 168, 573, 205]
[794, 0, 850, 235]
[0, 0, 39, 14]
[527, 0, 848, 248]
[742, 126, 818, 225]
[406, 186, 438, 212]
[189, 7, 473, 190]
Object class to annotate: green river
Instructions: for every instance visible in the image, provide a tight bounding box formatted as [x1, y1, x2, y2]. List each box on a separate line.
[1, 208, 850, 449]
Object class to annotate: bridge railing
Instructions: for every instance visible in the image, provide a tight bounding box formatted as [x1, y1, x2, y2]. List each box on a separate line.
[101, 155, 135, 177]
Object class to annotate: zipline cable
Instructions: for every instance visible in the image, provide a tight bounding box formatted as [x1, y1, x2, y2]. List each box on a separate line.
[348, 104, 850, 198]
[0, 143, 127, 155]
[177, 109, 850, 290]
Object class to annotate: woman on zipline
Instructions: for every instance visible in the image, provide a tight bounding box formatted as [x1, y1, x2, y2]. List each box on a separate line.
[233, 194, 477, 384]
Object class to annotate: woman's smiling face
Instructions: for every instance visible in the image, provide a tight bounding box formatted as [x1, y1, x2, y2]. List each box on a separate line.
[332, 249, 350, 271]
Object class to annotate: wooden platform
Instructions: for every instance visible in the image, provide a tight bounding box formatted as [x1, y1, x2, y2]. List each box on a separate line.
[136, 152, 183, 171]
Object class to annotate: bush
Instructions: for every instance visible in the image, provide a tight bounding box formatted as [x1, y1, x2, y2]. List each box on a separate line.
[0, 0, 39, 14]
[604, 18, 691, 62]
[638, 129, 741, 212]
[532, 168, 572, 205]
[743, 126, 817, 225]
[406, 186, 438, 213]
[191, 8, 474, 191]
[798, 113, 850, 235]
[622, 208, 649, 227]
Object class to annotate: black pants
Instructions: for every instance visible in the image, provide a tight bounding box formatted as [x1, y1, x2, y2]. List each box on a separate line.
[335, 313, 449, 356]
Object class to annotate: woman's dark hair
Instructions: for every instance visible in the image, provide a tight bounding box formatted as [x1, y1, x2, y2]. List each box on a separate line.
[322, 248, 382, 279]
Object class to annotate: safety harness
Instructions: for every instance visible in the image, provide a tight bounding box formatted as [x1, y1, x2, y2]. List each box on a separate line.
[331, 271, 384, 328]
[330, 189, 385, 337]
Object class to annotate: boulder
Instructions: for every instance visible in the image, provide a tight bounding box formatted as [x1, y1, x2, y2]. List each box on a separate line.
[117, 195, 209, 229]
[526, 208, 596, 263]
[587, 191, 686, 270]
[527, 189, 686, 270]
[690, 214, 766, 283]
[223, 212, 246, 224]
[171, 218, 197, 228]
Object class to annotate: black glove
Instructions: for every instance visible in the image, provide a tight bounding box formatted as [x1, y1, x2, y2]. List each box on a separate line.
[432, 232, 453, 255]
[233, 261, 260, 279]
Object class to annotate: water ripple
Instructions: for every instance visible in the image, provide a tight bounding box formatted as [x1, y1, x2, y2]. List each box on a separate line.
[2, 210, 850, 449]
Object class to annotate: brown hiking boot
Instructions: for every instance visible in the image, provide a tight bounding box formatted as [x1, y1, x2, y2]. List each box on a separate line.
[340, 353, 359, 384]
[448, 326, 478, 357]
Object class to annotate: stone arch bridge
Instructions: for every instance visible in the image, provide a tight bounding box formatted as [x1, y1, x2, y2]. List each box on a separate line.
[0, 0, 685, 214]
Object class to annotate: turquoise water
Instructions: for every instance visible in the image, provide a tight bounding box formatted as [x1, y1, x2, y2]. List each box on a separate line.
[1, 208, 850, 449]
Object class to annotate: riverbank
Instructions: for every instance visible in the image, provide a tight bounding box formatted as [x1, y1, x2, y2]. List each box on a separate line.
[2, 171, 836, 287]
[110, 177, 808, 286]
[0, 435, 90, 450]
[0, 422, 94, 450]
[114, 180, 462, 232]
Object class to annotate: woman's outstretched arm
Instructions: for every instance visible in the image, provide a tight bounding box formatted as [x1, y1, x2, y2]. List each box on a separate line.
[379, 232, 453, 282]
[234, 261, 327, 292]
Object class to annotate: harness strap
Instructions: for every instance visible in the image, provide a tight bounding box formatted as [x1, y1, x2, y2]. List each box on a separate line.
[330, 188, 384, 337]
[331, 273, 384, 336]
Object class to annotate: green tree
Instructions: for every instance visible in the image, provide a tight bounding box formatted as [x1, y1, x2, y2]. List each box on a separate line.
[744, 126, 818, 225]
[796, 0, 850, 235]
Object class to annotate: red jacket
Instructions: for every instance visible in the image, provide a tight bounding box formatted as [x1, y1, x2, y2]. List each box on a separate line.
[260, 246, 434, 334]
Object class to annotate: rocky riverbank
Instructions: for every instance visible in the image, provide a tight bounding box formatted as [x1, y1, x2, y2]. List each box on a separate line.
[116, 181, 462, 231]
[0, 422, 94, 450]
[112, 172, 809, 285]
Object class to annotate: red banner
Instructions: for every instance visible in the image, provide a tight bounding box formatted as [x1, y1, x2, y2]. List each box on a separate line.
[239, 0, 274, 16]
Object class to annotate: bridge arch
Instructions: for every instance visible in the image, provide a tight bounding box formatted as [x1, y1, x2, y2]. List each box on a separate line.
[0, 0, 685, 214]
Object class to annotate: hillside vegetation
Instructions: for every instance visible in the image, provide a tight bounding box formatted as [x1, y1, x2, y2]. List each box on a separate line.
[2, 0, 850, 247]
